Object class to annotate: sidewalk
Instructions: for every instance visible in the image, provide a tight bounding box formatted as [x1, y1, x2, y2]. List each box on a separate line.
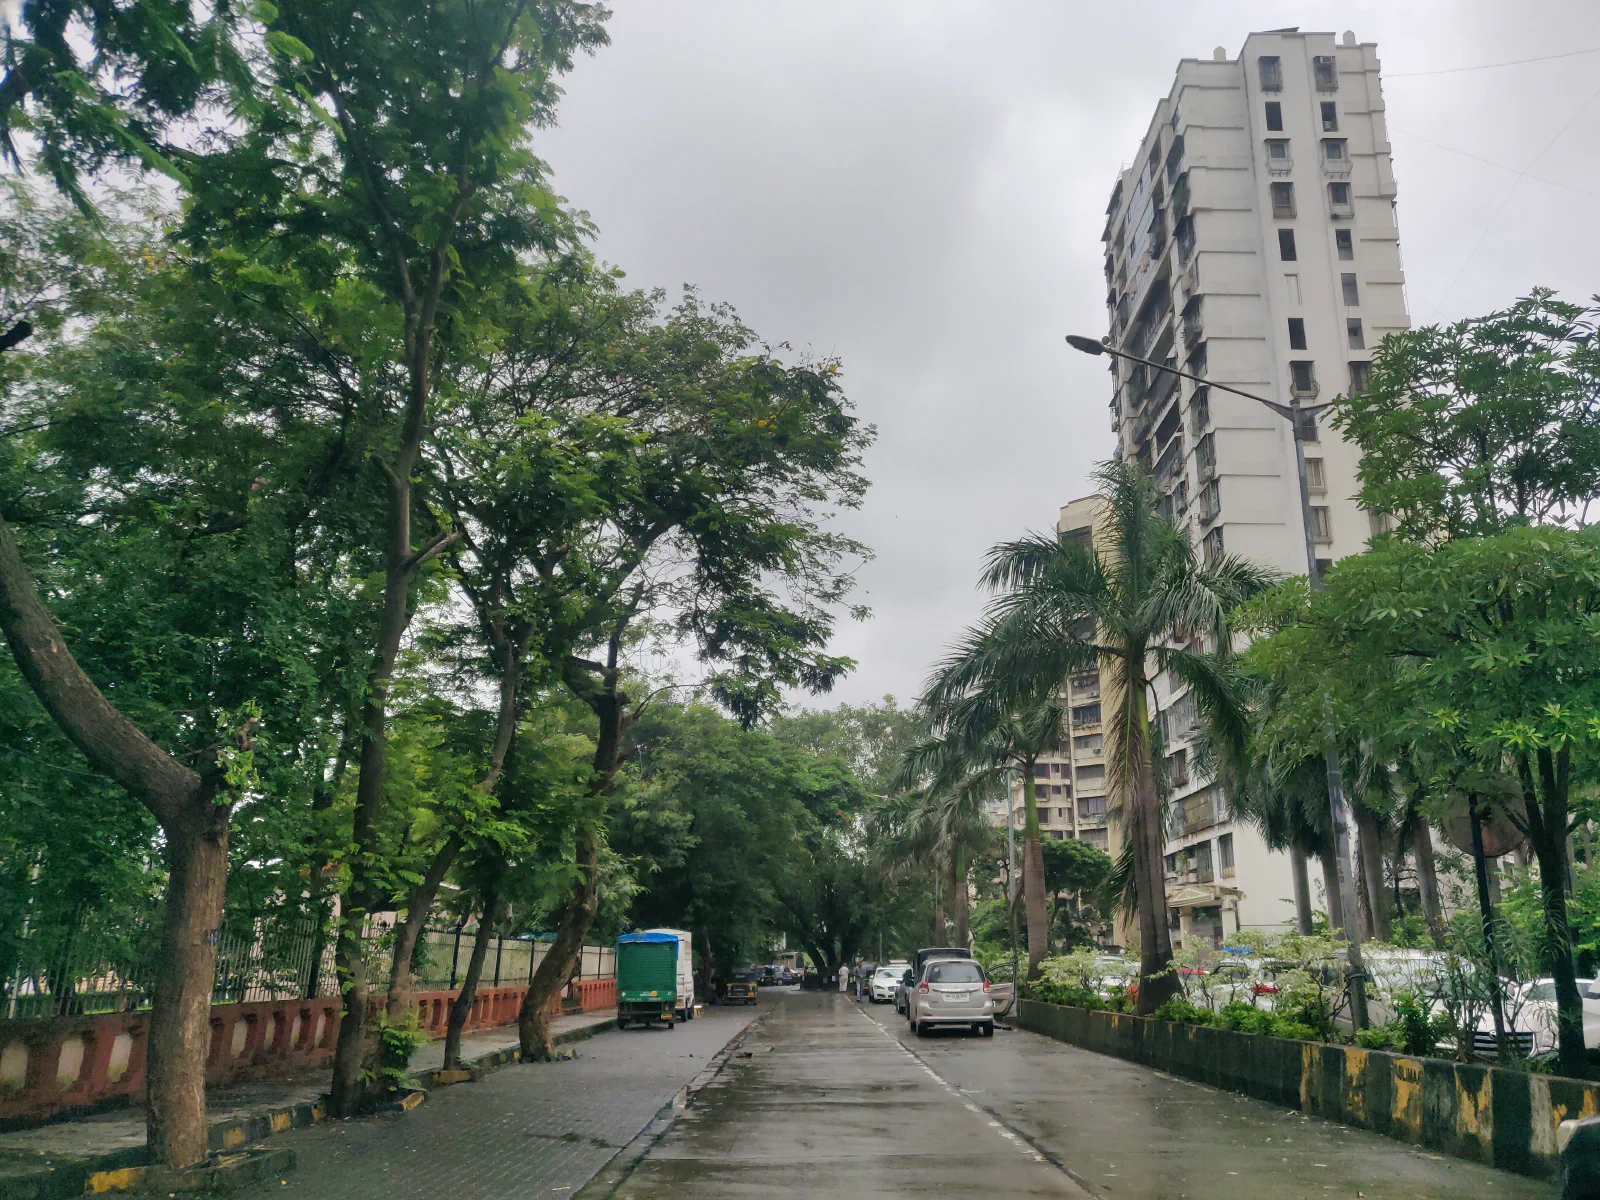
[0, 1009, 617, 1197]
[230, 1001, 766, 1198]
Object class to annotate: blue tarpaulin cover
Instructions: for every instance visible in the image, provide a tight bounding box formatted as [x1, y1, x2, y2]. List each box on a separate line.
[617, 931, 679, 945]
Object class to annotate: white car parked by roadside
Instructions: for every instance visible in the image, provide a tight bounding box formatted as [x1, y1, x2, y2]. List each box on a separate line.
[870, 963, 908, 1003]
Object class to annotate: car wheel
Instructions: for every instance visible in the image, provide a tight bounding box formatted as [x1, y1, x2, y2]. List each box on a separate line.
[981, 1023, 994, 1038]
[915, 1020, 929, 1038]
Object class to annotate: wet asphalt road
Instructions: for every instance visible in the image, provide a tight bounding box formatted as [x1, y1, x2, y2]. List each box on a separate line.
[613, 988, 1082, 1198]
[612, 989, 1551, 1200]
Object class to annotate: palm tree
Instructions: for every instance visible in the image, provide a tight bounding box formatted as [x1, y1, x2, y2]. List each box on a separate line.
[903, 702, 1063, 976]
[922, 461, 1273, 1012]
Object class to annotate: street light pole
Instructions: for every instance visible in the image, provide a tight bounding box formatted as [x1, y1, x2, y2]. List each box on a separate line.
[1064, 334, 1369, 1029]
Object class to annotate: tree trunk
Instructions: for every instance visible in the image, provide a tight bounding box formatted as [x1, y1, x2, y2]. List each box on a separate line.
[949, 846, 969, 947]
[1289, 845, 1314, 936]
[1523, 749, 1586, 1078]
[385, 643, 521, 1022]
[1317, 843, 1345, 936]
[1021, 769, 1048, 978]
[1354, 804, 1390, 941]
[1121, 690, 1179, 1014]
[1412, 821, 1445, 948]
[518, 823, 600, 1060]
[0, 513, 235, 1168]
[443, 895, 498, 1071]
[932, 862, 945, 945]
[146, 813, 229, 1169]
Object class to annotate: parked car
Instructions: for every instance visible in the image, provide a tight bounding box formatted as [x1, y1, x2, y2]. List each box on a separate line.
[899, 947, 971, 1014]
[906, 957, 995, 1037]
[777, 965, 799, 985]
[1474, 978, 1559, 1059]
[759, 964, 779, 986]
[870, 963, 907, 1003]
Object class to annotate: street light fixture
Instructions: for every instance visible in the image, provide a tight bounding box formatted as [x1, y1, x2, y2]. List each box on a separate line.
[1065, 333, 1370, 1030]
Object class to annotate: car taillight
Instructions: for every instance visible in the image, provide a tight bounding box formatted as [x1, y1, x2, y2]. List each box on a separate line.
[983, 981, 990, 992]
[917, 981, 929, 993]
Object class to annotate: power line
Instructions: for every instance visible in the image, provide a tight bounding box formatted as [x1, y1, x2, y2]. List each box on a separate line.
[1387, 46, 1600, 79]
[1389, 127, 1600, 201]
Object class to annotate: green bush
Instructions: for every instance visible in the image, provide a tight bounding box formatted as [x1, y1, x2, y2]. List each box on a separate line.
[1152, 997, 1216, 1026]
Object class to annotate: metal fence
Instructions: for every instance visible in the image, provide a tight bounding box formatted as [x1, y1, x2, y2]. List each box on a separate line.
[3, 913, 615, 1021]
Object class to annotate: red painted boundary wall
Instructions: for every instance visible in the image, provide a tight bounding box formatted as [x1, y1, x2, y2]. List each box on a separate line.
[0, 977, 615, 1127]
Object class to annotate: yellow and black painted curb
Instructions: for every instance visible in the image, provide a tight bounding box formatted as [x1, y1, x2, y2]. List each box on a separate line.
[1018, 998, 1599, 1180]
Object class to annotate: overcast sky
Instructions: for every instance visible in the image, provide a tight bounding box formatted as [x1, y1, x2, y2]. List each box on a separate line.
[536, 1, 1600, 708]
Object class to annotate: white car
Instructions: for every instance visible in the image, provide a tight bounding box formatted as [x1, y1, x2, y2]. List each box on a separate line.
[871, 963, 908, 1003]
[906, 958, 995, 1037]
[1474, 978, 1558, 1058]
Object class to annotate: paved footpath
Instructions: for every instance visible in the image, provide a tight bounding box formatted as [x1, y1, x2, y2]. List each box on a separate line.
[603, 990, 1552, 1200]
[230, 999, 762, 1199]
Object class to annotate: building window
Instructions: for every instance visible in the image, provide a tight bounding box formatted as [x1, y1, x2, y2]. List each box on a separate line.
[1034, 764, 1050, 779]
[1287, 317, 1307, 350]
[1297, 408, 1320, 442]
[1265, 138, 1291, 170]
[1305, 457, 1326, 492]
[1311, 506, 1333, 544]
[1189, 386, 1210, 434]
[1290, 360, 1317, 395]
[1081, 828, 1108, 850]
[1271, 181, 1295, 218]
[1328, 181, 1353, 215]
[1072, 703, 1101, 726]
[1347, 318, 1365, 349]
[1187, 342, 1207, 376]
[1264, 100, 1283, 131]
[1219, 832, 1235, 876]
[1335, 228, 1354, 260]
[1074, 733, 1103, 756]
[1322, 138, 1347, 163]
[1320, 101, 1338, 132]
[1078, 789, 1106, 813]
[1039, 807, 1051, 824]
[1167, 748, 1189, 786]
[1196, 431, 1216, 476]
[1284, 273, 1301, 304]
[1349, 360, 1372, 393]
[1368, 508, 1391, 537]
[1259, 55, 1283, 91]
[1202, 525, 1225, 564]
[1278, 228, 1297, 261]
[1198, 478, 1220, 522]
[1313, 55, 1338, 91]
[1341, 272, 1360, 306]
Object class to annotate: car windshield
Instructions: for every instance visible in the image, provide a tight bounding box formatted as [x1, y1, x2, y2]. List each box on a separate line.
[1524, 981, 1557, 1002]
[926, 961, 983, 984]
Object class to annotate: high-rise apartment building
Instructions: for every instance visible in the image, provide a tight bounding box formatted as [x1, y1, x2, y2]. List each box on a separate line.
[1097, 29, 1410, 943]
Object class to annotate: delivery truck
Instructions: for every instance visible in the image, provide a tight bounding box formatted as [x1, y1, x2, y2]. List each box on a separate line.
[615, 930, 694, 1028]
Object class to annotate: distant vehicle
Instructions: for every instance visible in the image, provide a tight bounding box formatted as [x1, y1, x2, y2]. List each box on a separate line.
[870, 963, 906, 1003]
[759, 964, 779, 986]
[725, 969, 758, 1005]
[778, 965, 800, 985]
[616, 931, 685, 1028]
[643, 928, 696, 1022]
[914, 946, 973, 978]
[906, 958, 995, 1037]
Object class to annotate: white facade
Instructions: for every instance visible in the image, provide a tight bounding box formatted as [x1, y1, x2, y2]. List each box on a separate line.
[1099, 30, 1411, 943]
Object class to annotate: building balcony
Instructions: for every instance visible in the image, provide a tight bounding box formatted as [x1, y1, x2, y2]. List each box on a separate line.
[1322, 158, 1351, 179]
[1182, 317, 1203, 349]
[1267, 155, 1293, 175]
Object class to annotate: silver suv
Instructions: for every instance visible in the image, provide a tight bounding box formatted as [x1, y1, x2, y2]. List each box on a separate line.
[906, 958, 995, 1037]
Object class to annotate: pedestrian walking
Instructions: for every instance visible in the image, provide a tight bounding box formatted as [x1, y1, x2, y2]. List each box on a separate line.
[836, 963, 848, 992]
[854, 958, 864, 1002]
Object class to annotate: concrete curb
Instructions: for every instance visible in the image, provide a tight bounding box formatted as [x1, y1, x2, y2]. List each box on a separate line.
[413, 1018, 617, 1091]
[572, 1005, 777, 1200]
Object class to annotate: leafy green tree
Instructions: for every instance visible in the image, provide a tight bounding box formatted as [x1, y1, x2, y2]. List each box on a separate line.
[1333, 290, 1600, 541]
[1249, 527, 1600, 1075]
[921, 461, 1271, 1010]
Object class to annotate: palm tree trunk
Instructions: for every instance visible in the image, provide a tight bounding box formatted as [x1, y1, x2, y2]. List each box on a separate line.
[932, 862, 945, 944]
[1021, 769, 1048, 977]
[1128, 743, 1180, 1012]
[949, 845, 970, 947]
[1289, 845, 1314, 935]
[1412, 821, 1445, 947]
[1317, 843, 1345, 935]
[1354, 804, 1389, 941]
